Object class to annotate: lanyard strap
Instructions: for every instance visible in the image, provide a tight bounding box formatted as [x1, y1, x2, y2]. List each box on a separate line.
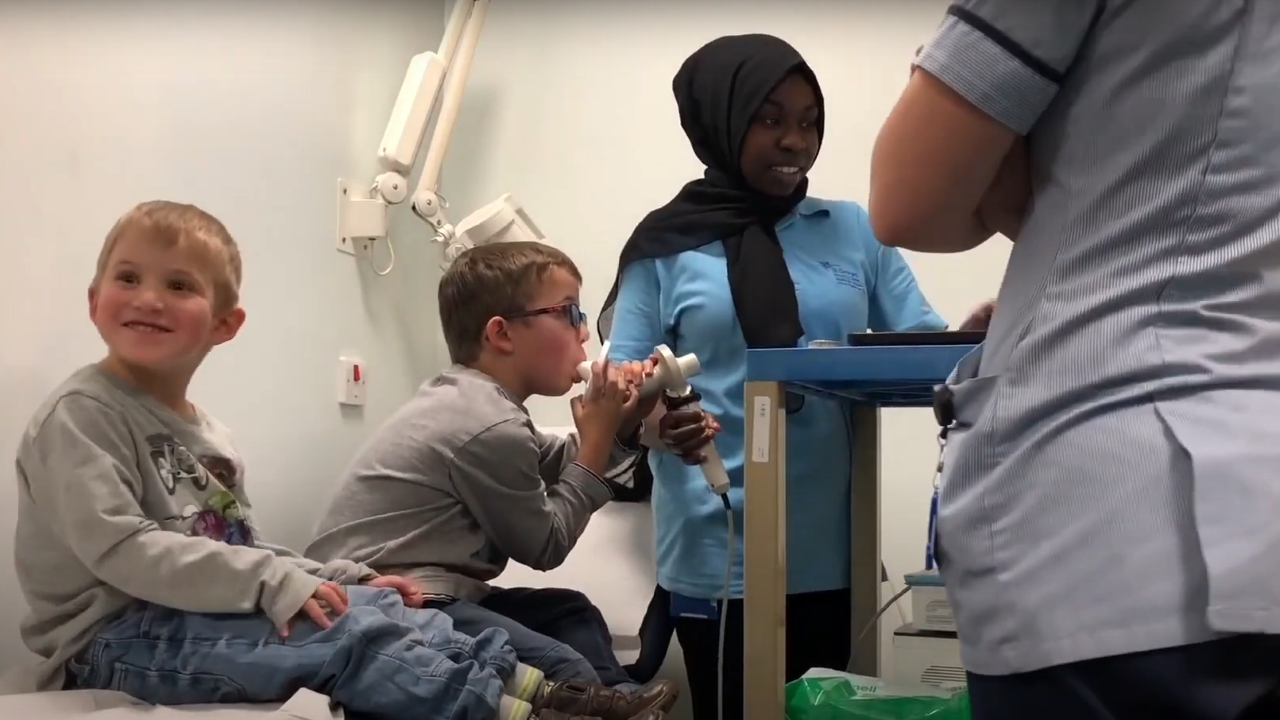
[927, 383, 955, 572]
[925, 426, 948, 571]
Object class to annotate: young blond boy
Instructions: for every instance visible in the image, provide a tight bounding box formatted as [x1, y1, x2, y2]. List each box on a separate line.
[14, 201, 665, 720]
[306, 242, 679, 714]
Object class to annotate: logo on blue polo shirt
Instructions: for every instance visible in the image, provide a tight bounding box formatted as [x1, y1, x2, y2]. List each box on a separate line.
[818, 261, 863, 290]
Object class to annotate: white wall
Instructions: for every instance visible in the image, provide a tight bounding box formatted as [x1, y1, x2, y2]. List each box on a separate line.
[455, 0, 1011, 675]
[0, 0, 447, 666]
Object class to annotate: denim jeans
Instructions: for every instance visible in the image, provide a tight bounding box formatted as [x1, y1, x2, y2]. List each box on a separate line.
[68, 586, 517, 720]
[437, 587, 633, 689]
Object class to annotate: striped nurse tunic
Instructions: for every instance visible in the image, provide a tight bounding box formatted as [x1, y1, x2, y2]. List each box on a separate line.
[918, 0, 1280, 676]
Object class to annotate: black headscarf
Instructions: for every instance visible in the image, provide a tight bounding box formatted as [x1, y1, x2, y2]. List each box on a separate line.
[598, 34, 824, 348]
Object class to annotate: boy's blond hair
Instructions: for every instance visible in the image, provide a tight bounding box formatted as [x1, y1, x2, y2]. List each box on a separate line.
[93, 200, 243, 312]
[439, 241, 582, 365]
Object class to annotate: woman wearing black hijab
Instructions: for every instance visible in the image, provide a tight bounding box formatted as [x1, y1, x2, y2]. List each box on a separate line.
[602, 34, 988, 720]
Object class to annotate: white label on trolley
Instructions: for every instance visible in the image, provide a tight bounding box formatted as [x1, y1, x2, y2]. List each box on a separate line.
[750, 395, 772, 463]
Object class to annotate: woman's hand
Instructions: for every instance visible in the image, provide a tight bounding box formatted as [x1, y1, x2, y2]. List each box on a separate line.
[957, 300, 996, 332]
[658, 408, 721, 465]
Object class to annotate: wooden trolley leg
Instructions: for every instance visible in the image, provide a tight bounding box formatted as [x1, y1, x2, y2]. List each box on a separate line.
[744, 381, 787, 720]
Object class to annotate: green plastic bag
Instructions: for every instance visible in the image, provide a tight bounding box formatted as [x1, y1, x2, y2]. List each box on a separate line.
[784, 669, 970, 720]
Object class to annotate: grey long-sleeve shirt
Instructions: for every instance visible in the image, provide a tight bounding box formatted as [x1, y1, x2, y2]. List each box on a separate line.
[14, 364, 376, 691]
[306, 365, 639, 601]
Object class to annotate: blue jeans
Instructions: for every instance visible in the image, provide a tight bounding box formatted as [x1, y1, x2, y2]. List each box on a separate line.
[68, 586, 517, 720]
[436, 587, 633, 689]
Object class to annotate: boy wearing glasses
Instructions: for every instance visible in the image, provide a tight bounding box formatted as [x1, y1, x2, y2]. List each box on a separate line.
[306, 242, 678, 719]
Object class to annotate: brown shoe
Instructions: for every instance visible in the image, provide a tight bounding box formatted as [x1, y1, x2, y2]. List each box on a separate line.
[535, 679, 678, 720]
[530, 711, 602, 720]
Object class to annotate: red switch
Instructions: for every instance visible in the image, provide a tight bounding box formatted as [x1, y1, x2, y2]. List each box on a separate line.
[353, 364, 362, 382]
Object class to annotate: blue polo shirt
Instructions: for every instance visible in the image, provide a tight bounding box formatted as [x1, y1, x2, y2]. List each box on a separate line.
[607, 197, 945, 599]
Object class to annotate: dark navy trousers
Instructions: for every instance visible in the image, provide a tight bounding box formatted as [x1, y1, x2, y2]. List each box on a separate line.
[967, 635, 1280, 720]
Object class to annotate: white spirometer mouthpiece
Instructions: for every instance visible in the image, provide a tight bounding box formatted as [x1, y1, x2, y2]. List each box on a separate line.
[577, 344, 730, 496]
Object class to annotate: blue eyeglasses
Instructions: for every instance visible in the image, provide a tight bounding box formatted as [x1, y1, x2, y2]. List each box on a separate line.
[507, 303, 588, 329]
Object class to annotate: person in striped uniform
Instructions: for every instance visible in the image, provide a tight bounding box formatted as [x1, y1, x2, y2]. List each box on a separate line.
[870, 2, 1280, 719]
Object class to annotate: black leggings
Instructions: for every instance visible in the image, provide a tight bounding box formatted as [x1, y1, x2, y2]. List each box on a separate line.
[673, 587, 852, 720]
